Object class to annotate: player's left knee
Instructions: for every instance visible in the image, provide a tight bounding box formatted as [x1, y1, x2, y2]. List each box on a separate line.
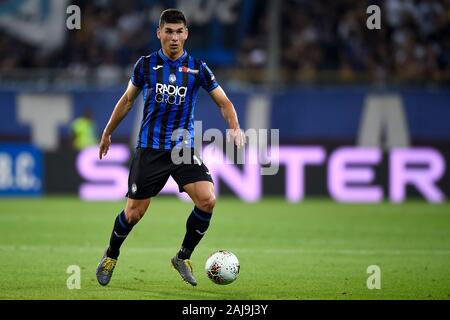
[197, 193, 216, 213]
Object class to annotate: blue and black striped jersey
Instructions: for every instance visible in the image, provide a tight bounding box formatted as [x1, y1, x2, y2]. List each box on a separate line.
[131, 49, 219, 150]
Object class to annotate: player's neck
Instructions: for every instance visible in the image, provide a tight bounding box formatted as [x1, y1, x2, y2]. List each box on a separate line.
[161, 48, 185, 61]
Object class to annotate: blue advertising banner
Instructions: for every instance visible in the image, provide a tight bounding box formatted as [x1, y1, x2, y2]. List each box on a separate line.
[1, 87, 449, 145]
[0, 144, 43, 196]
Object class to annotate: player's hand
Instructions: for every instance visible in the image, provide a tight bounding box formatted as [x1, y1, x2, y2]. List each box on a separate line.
[99, 133, 111, 160]
[227, 128, 246, 149]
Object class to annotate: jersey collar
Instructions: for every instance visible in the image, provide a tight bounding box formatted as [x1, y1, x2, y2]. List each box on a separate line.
[158, 49, 187, 64]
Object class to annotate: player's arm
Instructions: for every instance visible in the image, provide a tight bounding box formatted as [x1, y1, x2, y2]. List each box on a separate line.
[99, 81, 141, 159]
[209, 86, 246, 148]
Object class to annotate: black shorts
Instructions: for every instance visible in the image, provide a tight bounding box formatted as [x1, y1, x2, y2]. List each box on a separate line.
[126, 147, 213, 199]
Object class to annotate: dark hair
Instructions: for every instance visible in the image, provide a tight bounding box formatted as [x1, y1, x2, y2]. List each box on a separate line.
[159, 9, 187, 27]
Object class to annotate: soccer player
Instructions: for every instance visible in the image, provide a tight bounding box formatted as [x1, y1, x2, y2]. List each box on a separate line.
[96, 9, 246, 286]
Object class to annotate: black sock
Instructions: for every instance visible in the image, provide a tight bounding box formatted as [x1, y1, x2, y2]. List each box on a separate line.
[106, 210, 135, 259]
[178, 207, 212, 260]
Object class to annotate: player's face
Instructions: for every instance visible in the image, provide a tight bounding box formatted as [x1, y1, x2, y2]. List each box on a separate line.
[157, 23, 188, 58]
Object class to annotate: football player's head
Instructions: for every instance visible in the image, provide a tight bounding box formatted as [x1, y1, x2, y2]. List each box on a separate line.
[157, 9, 188, 57]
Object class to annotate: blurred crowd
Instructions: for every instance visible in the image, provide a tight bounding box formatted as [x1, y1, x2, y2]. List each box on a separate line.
[0, 0, 449, 85]
[240, 0, 450, 84]
[0, 0, 161, 85]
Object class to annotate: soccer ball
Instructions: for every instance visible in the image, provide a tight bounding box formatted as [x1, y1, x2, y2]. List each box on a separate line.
[205, 250, 240, 285]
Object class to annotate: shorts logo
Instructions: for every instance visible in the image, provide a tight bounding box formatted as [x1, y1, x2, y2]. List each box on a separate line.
[169, 74, 176, 84]
[131, 183, 137, 194]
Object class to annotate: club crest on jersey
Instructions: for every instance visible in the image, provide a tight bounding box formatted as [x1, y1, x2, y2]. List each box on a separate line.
[179, 66, 199, 75]
[169, 74, 177, 84]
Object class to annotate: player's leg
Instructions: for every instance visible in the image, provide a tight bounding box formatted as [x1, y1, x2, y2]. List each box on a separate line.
[170, 152, 215, 286]
[170, 181, 215, 286]
[177, 181, 215, 260]
[107, 198, 151, 259]
[106, 147, 171, 259]
[96, 198, 150, 286]
[96, 148, 170, 286]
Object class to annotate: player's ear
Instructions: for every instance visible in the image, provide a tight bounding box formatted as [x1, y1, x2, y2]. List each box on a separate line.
[157, 27, 161, 39]
[184, 27, 189, 40]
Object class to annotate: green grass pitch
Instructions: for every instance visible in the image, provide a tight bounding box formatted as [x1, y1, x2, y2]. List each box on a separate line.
[0, 197, 449, 300]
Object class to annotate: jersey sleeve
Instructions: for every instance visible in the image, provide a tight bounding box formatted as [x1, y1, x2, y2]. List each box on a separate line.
[131, 56, 145, 88]
[199, 61, 219, 93]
